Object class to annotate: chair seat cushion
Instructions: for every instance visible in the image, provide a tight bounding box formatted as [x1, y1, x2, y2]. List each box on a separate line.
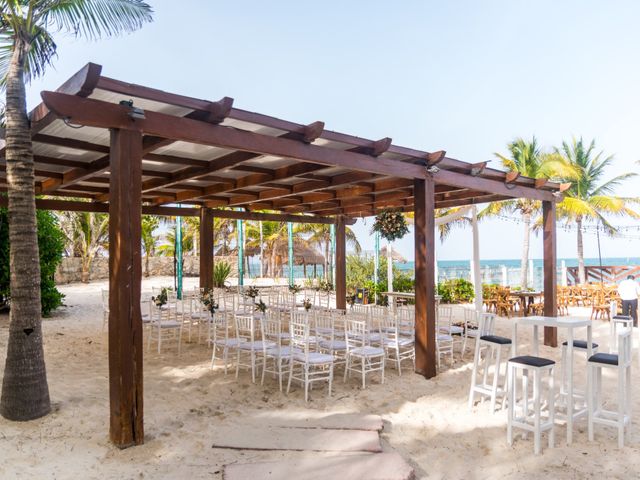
[480, 335, 512, 345]
[319, 340, 347, 351]
[509, 355, 555, 368]
[588, 353, 619, 366]
[440, 325, 464, 335]
[562, 340, 599, 349]
[157, 321, 181, 328]
[238, 340, 275, 351]
[437, 333, 453, 342]
[383, 337, 414, 347]
[293, 352, 334, 364]
[350, 346, 385, 357]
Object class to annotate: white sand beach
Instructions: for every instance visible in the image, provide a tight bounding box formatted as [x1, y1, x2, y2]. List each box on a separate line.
[1, 277, 639, 480]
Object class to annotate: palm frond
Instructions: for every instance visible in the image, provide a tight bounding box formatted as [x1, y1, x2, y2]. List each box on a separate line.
[37, 0, 153, 40]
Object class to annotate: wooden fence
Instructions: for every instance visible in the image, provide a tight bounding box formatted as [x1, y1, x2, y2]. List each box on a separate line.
[566, 265, 640, 285]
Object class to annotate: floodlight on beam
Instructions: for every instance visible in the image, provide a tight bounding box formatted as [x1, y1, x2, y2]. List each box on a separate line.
[119, 99, 146, 120]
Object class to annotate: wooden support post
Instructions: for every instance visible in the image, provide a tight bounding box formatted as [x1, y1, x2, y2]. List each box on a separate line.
[414, 177, 437, 378]
[335, 216, 346, 310]
[543, 200, 558, 347]
[108, 129, 143, 448]
[199, 207, 214, 291]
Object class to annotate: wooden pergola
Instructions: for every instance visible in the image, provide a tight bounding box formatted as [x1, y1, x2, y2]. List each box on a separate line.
[3, 63, 564, 448]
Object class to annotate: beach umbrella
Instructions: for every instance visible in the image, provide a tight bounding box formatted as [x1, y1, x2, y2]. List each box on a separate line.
[379, 245, 408, 263]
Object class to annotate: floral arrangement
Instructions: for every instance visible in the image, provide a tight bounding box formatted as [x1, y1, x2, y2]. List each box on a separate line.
[302, 298, 312, 311]
[289, 284, 301, 294]
[151, 287, 170, 307]
[200, 289, 219, 316]
[371, 210, 409, 242]
[319, 280, 333, 293]
[254, 299, 268, 314]
[244, 286, 260, 299]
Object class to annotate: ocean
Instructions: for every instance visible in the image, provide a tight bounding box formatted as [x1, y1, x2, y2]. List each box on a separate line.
[245, 257, 640, 289]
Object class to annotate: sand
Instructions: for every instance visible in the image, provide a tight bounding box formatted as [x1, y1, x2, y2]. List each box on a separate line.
[0, 276, 639, 479]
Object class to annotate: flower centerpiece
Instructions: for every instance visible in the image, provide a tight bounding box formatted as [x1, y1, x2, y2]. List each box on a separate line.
[244, 286, 260, 301]
[302, 298, 312, 311]
[371, 209, 409, 242]
[289, 284, 301, 295]
[200, 289, 219, 317]
[319, 280, 333, 293]
[151, 287, 170, 308]
[254, 299, 268, 314]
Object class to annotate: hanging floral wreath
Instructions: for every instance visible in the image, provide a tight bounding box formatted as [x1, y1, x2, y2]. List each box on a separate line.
[371, 210, 409, 242]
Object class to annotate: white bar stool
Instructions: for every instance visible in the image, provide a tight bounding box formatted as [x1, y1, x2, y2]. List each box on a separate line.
[610, 315, 633, 353]
[560, 339, 599, 400]
[507, 355, 555, 455]
[468, 313, 511, 412]
[588, 328, 633, 448]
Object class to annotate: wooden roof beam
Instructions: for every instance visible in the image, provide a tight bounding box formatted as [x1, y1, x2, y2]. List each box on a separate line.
[40, 92, 560, 202]
[302, 121, 325, 143]
[41, 92, 428, 180]
[470, 161, 488, 176]
[29, 62, 102, 133]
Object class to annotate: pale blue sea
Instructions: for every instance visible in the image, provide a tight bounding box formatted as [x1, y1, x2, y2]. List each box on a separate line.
[245, 257, 640, 289]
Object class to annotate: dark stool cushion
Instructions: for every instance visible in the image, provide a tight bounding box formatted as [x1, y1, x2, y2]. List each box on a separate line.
[562, 340, 599, 349]
[480, 335, 512, 345]
[588, 353, 619, 366]
[509, 355, 555, 368]
[613, 315, 632, 320]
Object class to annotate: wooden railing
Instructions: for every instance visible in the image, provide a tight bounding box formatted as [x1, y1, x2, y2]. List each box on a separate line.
[566, 265, 640, 285]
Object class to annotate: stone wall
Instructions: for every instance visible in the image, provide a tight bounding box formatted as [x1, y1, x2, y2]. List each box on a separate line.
[55, 255, 239, 284]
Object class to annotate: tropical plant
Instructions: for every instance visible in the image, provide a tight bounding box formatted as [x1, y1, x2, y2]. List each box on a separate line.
[213, 261, 232, 288]
[0, 208, 65, 315]
[141, 215, 159, 277]
[437, 278, 475, 304]
[57, 211, 109, 282]
[0, 0, 153, 421]
[555, 138, 640, 283]
[481, 137, 576, 289]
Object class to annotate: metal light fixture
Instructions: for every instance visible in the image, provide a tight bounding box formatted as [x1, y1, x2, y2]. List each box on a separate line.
[119, 99, 146, 120]
[426, 165, 440, 174]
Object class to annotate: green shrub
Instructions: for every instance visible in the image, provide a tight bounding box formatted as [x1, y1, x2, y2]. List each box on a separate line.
[437, 278, 475, 304]
[0, 208, 65, 316]
[213, 261, 232, 288]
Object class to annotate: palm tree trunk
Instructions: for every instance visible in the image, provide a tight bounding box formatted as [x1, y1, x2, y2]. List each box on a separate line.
[520, 212, 531, 289]
[0, 39, 51, 420]
[145, 253, 150, 277]
[577, 216, 586, 284]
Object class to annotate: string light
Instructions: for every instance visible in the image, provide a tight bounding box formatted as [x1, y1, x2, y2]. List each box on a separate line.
[492, 214, 640, 240]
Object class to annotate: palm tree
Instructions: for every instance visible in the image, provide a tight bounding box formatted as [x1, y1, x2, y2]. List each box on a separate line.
[58, 211, 109, 282]
[556, 137, 640, 283]
[0, 1, 152, 421]
[481, 137, 576, 289]
[141, 215, 159, 277]
[296, 223, 361, 280]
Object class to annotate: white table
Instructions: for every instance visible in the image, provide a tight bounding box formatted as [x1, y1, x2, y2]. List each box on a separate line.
[511, 315, 593, 445]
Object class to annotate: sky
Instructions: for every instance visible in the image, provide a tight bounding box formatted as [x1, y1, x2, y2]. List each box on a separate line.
[22, 0, 640, 261]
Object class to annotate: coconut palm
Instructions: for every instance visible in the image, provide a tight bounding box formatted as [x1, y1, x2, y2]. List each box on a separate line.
[58, 211, 109, 282]
[555, 137, 640, 283]
[480, 137, 576, 289]
[0, 1, 152, 421]
[296, 223, 361, 281]
[141, 215, 159, 277]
